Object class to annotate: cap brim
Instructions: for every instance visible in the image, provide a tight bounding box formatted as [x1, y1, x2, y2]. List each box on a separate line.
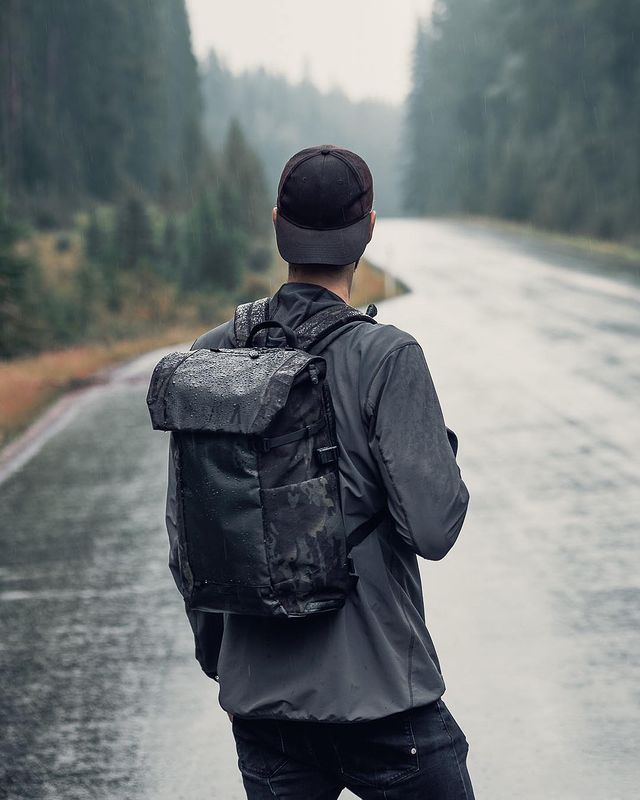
[275, 213, 371, 266]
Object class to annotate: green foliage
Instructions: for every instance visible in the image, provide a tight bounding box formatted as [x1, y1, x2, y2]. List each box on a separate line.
[0, 183, 43, 356]
[184, 187, 246, 292]
[0, 4, 275, 360]
[85, 212, 109, 265]
[404, 0, 640, 239]
[160, 217, 184, 280]
[179, 118, 273, 294]
[248, 245, 273, 274]
[114, 194, 155, 270]
[220, 119, 271, 238]
[0, 178, 89, 354]
[55, 235, 72, 254]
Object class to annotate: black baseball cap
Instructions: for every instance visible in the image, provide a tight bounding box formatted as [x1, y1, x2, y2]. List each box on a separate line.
[274, 145, 374, 266]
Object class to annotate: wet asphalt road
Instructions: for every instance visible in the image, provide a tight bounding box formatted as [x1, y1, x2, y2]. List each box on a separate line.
[1, 219, 639, 800]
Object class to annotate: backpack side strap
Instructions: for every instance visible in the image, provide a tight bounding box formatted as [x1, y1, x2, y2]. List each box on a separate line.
[234, 296, 270, 347]
[295, 304, 377, 353]
[346, 507, 389, 551]
[345, 507, 389, 588]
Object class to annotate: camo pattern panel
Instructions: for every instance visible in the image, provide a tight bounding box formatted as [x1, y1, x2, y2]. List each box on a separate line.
[261, 471, 351, 614]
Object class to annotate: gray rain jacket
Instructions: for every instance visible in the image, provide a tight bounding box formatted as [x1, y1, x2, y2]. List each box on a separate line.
[165, 281, 469, 722]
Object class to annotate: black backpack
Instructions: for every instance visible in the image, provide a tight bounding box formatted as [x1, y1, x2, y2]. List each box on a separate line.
[147, 297, 386, 618]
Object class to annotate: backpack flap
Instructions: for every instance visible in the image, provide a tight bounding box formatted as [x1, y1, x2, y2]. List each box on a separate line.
[146, 347, 326, 435]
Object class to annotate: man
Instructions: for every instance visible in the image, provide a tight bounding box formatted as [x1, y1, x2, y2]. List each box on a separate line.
[165, 145, 474, 799]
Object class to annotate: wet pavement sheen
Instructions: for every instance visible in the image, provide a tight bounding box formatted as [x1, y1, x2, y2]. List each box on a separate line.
[1, 219, 639, 799]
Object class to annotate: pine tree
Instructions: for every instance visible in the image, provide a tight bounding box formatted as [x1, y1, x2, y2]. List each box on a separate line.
[114, 194, 155, 270]
[0, 182, 43, 356]
[184, 189, 245, 292]
[85, 212, 109, 265]
[161, 216, 184, 280]
[221, 119, 271, 237]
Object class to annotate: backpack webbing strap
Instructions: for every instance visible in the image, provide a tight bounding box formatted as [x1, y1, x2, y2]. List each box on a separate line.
[233, 296, 270, 347]
[346, 507, 389, 551]
[260, 417, 326, 452]
[295, 305, 377, 353]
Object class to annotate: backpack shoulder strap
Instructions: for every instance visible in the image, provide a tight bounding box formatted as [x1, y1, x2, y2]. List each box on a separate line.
[233, 296, 270, 347]
[295, 304, 377, 353]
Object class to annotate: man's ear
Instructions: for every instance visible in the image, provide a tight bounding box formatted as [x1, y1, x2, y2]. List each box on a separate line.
[272, 207, 278, 226]
[368, 210, 376, 242]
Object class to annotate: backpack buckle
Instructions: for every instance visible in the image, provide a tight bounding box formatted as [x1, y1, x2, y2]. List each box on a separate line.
[346, 557, 359, 588]
[316, 445, 338, 465]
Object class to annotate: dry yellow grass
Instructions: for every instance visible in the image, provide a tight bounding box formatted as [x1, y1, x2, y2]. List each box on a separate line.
[351, 258, 405, 306]
[14, 230, 84, 287]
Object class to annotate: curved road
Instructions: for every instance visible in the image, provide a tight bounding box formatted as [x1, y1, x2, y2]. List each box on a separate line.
[1, 219, 638, 800]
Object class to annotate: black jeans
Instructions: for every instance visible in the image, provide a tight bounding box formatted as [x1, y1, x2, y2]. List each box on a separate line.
[232, 699, 475, 799]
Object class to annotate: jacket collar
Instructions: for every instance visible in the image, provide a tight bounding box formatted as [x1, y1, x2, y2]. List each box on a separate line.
[269, 282, 346, 329]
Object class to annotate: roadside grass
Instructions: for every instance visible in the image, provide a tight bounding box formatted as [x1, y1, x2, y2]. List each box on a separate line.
[353, 257, 407, 306]
[463, 216, 640, 283]
[0, 255, 406, 449]
[13, 229, 84, 286]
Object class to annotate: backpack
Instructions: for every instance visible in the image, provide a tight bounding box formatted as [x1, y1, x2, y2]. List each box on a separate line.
[146, 296, 387, 618]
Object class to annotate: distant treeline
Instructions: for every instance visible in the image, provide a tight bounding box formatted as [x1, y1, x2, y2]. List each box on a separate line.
[202, 53, 404, 216]
[0, 1, 271, 359]
[404, 0, 640, 239]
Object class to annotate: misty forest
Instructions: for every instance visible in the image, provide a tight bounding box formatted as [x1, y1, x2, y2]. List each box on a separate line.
[0, 0, 273, 363]
[1, 0, 638, 364]
[404, 0, 640, 238]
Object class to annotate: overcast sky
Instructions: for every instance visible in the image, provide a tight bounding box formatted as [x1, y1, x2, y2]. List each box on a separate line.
[185, 0, 432, 105]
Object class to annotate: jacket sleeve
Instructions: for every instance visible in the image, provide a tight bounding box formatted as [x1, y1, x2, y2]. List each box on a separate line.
[366, 342, 470, 560]
[166, 433, 223, 679]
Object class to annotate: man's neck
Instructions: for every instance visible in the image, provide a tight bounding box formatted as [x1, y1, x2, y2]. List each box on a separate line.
[285, 278, 349, 304]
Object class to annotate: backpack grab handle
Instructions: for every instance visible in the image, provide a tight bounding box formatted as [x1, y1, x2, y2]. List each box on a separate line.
[246, 320, 299, 349]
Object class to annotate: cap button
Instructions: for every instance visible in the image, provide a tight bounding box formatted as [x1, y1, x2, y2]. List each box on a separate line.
[320, 147, 331, 155]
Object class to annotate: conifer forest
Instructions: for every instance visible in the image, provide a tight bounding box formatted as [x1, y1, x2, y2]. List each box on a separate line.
[404, 0, 640, 239]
